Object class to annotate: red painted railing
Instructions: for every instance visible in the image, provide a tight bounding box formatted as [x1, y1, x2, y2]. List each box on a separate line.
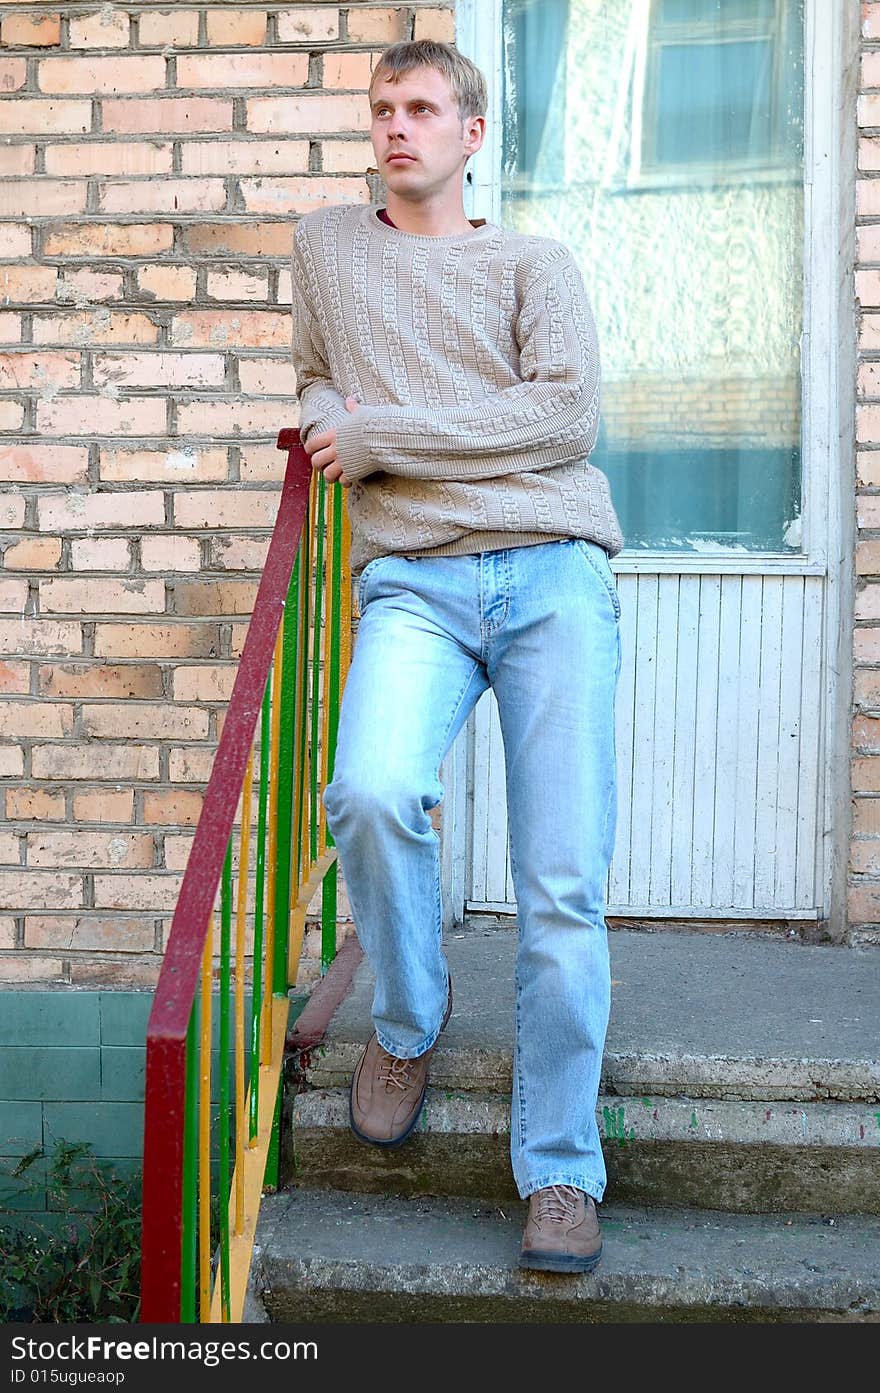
[140, 434, 321, 1322]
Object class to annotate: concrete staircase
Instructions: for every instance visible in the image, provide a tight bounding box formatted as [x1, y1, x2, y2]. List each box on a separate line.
[250, 924, 880, 1323]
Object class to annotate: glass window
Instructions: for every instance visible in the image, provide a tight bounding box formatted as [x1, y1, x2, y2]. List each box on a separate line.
[501, 0, 805, 553]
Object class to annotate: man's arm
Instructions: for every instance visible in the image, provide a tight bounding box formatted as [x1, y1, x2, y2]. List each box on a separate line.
[330, 251, 600, 484]
[290, 236, 350, 447]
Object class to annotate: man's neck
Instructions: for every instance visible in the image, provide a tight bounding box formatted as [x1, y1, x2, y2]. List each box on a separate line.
[383, 192, 475, 238]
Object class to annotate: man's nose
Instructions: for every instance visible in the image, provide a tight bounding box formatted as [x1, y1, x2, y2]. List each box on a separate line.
[387, 112, 408, 140]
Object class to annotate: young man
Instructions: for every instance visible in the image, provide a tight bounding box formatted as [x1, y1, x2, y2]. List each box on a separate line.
[291, 39, 623, 1274]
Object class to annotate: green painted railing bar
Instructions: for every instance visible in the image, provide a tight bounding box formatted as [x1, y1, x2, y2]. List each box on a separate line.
[218, 839, 233, 1323]
[294, 508, 311, 895]
[272, 559, 299, 999]
[181, 1003, 199, 1323]
[321, 863, 337, 975]
[249, 679, 271, 1142]
[310, 476, 326, 866]
[326, 481, 343, 816]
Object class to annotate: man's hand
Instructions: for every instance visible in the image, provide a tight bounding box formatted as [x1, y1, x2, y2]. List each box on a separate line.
[304, 395, 360, 486]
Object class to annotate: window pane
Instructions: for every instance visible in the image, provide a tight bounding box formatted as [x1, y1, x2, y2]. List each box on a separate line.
[500, 0, 805, 553]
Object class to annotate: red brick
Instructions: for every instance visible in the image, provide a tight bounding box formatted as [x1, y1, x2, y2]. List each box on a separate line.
[45, 141, 173, 176]
[859, 495, 880, 530]
[856, 582, 880, 621]
[172, 579, 259, 616]
[0, 919, 13, 950]
[81, 703, 209, 740]
[140, 535, 201, 572]
[852, 755, 880, 792]
[247, 93, 370, 134]
[169, 747, 214, 782]
[0, 99, 90, 134]
[68, 539, 130, 572]
[33, 311, 159, 346]
[143, 789, 203, 825]
[856, 540, 880, 575]
[0, 266, 57, 306]
[855, 629, 880, 663]
[853, 714, 880, 753]
[240, 443, 287, 481]
[173, 488, 278, 529]
[0, 618, 81, 657]
[324, 51, 376, 89]
[0, 870, 80, 909]
[0, 578, 27, 613]
[0, 401, 24, 431]
[855, 668, 880, 709]
[413, 7, 455, 40]
[138, 10, 200, 47]
[0, 659, 30, 692]
[101, 97, 233, 134]
[43, 223, 174, 257]
[176, 398, 294, 434]
[858, 224, 880, 265]
[240, 174, 367, 214]
[0, 313, 20, 344]
[70, 960, 161, 988]
[181, 138, 309, 175]
[277, 267, 292, 304]
[40, 576, 165, 616]
[205, 9, 267, 46]
[321, 138, 372, 172]
[207, 534, 270, 570]
[346, 8, 408, 42]
[39, 55, 163, 94]
[93, 622, 219, 659]
[277, 8, 339, 42]
[0, 956, 66, 982]
[71, 788, 134, 822]
[178, 52, 307, 88]
[0, 445, 86, 485]
[0, 699, 72, 737]
[0, 180, 85, 216]
[6, 788, 65, 821]
[99, 177, 227, 215]
[40, 663, 162, 699]
[136, 264, 197, 301]
[93, 351, 224, 390]
[0, 57, 26, 88]
[864, 2, 880, 41]
[0, 147, 34, 174]
[183, 221, 292, 256]
[172, 665, 236, 702]
[847, 879, 880, 922]
[853, 796, 880, 834]
[206, 268, 268, 301]
[857, 178, 880, 216]
[850, 841, 880, 874]
[0, 222, 30, 259]
[170, 309, 288, 348]
[25, 915, 153, 951]
[93, 872, 181, 911]
[28, 830, 153, 869]
[68, 10, 130, 48]
[58, 264, 125, 300]
[0, 830, 20, 862]
[238, 358, 297, 395]
[36, 392, 166, 434]
[863, 52, 880, 90]
[1, 13, 62, 46]
[0, 747, 24, 776]
[163, 835, 194, 872]
[32, 742, 160, 781]
[0, 350, 77, 390]
[38, 490, 165, 532]
[100, 445, 227, 482]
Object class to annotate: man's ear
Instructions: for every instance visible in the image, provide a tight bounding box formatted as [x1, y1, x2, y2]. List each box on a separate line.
[463, 113, 486, 158]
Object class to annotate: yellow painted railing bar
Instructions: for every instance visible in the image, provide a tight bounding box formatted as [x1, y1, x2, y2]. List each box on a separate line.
[198, 923, 213, 1323]
[261, 632, 283, 1066]
[340, 501, 352, 682]
[234, 747, 254, 1238]
[319, 490, 335, 857]
[210, 994, 289, 1324]
[286, 847, 338, 983]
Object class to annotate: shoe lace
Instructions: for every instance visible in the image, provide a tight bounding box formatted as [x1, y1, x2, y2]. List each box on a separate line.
[532, 1185, 583, 1224]
[377, 1051, 420, 1092]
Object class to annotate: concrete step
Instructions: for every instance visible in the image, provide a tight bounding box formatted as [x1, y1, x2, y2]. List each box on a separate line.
[283, 926, 880, 1213]
[251, 1189, 880, 1323]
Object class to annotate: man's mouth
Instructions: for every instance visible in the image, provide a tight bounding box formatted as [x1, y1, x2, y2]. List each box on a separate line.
[386, 152, 416, 163]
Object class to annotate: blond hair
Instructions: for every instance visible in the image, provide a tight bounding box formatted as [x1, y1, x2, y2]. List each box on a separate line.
[368, 39, 488, 121]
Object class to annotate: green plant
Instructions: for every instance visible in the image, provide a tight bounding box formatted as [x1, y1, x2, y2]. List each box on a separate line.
[0, 1139, 141, 1323]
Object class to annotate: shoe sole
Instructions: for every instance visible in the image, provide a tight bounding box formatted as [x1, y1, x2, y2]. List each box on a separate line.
[349, 977, 453, 1150]
[518, 1245, 602, 1274]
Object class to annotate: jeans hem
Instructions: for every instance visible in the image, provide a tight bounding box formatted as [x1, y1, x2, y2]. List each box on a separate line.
[515, 1172, 606, 1205]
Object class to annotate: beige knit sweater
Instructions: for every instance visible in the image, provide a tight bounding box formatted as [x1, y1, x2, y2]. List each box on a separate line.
[290, 203, 623, 574]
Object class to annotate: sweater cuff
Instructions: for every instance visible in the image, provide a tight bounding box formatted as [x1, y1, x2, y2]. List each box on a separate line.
[334, 412, 376, 481]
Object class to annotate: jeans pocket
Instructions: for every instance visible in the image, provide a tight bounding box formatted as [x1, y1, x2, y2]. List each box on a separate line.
[572, 539, 621, 622]
[356, 554, 395, 613]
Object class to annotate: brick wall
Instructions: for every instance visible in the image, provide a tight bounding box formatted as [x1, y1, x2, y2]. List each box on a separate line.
[0, 3, 455, 987]
[853, 0, 880, 947]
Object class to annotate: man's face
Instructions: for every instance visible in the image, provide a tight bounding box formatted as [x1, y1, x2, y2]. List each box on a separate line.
[369, 65, 484, 203]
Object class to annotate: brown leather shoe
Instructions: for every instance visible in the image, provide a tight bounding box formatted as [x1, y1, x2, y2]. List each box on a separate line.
[519, 1185, 602, 1272]
[349, 977, 452, 1148]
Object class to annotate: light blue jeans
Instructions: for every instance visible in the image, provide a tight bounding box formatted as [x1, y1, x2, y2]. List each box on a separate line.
[322, 538, 622, 1202]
